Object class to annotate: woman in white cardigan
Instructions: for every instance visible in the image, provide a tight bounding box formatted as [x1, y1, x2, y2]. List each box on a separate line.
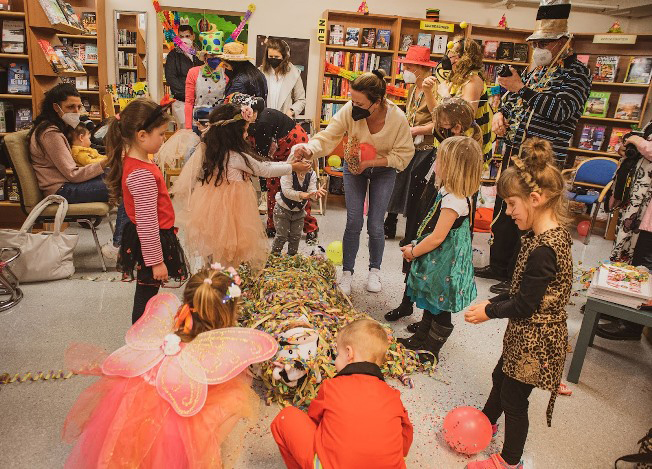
[295, 71, 414, 295]
[259, 38, 306, 117]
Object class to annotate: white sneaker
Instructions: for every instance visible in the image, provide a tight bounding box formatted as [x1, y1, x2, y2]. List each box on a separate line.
[101, 242, 120, 260]
[366, 268, 382, 293]
[339, 271, 353, 295]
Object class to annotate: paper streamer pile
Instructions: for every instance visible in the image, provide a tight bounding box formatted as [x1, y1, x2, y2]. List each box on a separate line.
[238, 254, 434, 408]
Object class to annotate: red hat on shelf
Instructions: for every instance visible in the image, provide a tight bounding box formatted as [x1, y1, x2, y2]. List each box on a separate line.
[395, 45, 440, 67]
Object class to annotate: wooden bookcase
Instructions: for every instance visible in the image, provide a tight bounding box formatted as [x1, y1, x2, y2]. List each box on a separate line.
[115, 12, 146, 84]
[567, 33, 652, 166]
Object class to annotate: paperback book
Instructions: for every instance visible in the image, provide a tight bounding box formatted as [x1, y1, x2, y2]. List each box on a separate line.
[376, 29, 391, 49]
[345, 27, 360, 47]
[583, 91, 610, 118]
[614, 93, 644, 120]
[399, 34, 413, 52]
[81, 12, 96, 35]
[624, 56, 652, 85]
[15, 107, 31, 130]
[7, 62, 29, 94]
[361, 28, 375, 48]
[483, 41, 499, 59]
[432, 34, 447, 54]
[607, 127, 631, 153]
[417, 33, 431, 49]
[593, 56, 619, 83]
[497, 42, 514, 61]
[578, 124, 606, 151]
[1, 20, 25, 54]
[328, 24, 343, 46]
[513, 43, 529, 63]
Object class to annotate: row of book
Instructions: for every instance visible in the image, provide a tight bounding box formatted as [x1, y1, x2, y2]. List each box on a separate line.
[2, 19, 24, 54]
[578, 125, 632, 153]
[400, 33, 448, 54]
[117, 29, 138, 46]
[60, 39, 98, 64]
[38, 0, 95, 34]
[38, 40, 85, 73]
[586, 55, 652, 85]
[325, 51, 393, 75]
[117, 51, 137, 68]
[0, 100, 31, 132]
[583, 91, 643, 120]
[0, 174, 20, 203]
[320, 102, 345, 124]
[322, 76, 350, 99]
[329, 25, 391, 50]
[482, 41, 529, 63]
[118, 70, 137, 85]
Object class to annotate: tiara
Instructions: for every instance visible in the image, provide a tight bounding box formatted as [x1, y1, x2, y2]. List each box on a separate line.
[200, 105, 255, 135]
[511, 156, 541, 193]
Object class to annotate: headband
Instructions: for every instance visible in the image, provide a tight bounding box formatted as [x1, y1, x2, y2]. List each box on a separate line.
[139, 101, 174, 131]
[200, 105, 256, 136]
[511, 156, 541, 193]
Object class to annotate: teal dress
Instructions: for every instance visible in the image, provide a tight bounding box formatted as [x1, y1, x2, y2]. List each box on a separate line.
[407, 192, 477, 314]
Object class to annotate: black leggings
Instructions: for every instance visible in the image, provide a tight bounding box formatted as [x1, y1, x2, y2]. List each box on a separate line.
[482, 357, 534, 465]
[132, 284, 159, 324]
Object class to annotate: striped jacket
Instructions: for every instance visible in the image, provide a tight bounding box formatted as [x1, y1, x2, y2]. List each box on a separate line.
[500, 54, 591, 168]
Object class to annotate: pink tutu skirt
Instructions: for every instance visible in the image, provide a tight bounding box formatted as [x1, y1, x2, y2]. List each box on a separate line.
[177, 180, 269, 271]
[62, 372, 258, 469]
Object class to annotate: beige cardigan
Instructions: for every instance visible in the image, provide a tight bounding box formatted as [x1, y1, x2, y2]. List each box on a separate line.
[260, 64, 306, 116]
[305, 100, 414, 171]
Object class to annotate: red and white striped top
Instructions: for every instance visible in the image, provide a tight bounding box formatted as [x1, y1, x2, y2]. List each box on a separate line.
[122, 156, 175, 267]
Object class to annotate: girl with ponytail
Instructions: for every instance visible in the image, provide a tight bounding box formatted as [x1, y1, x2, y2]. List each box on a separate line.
[465, 138, 572, 469]
[105, 98, 188, 323]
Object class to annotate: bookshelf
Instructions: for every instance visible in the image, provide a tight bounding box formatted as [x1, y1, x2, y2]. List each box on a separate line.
[115, 12, 146, 85]
[568, 33, 652, 166]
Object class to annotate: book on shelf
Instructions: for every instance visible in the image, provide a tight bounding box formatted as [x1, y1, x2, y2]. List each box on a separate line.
[378, 55, 392, 75]
[59, 76, 75, 85]
[577, 54, 590, 66]
[117, 29, 137, 45]
[322, 76, 350, 98]
[513, 43, 529, 63]
[593, 56, 619, 83]
[75, 75, 87, 90]
[361, 28, 375, 48]
[88, 75, 99, 90]
[497, 42, 514, 61]
[432, 34, 447, 54]
[483, 41, 499, 59]
[624, 56, 652, 85]
[325, 51, 384, 72]
[81, 12, 97, 35]
[2, 20, 25, 54]
[85, 43, 98, 63]
[345, 27, 360, 47]
[38, 0, 69, 27]
[38, 39, 64, 72]
[7, 62, 29, 94]
[53, 45, 85, 72]
[0, 101, 12, 132]
[376, 29, 391, 50]
[583, 91, 610, 118]
[614, 93, 644, 120]
[0, 0, 10, 11]
[72, 43, 85, 63]
[578, 124, 606, 151]
[56, 0, 84, 30]
[320, 102, 344, 124]
[607, 127, 632, 153]
[15, 107, 31, 131]
[328, 24, 343, 46]
[90, 104, 100, 118]
[416, 33, 431, 49]
[399, 34, 413, 52]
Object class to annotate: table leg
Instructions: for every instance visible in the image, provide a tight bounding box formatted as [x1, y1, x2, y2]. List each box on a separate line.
[567, 307, 600, 384]
[589, 311, 601, 347]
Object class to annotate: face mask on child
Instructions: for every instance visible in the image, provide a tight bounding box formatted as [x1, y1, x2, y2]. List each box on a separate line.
[207, 57, 221, 69]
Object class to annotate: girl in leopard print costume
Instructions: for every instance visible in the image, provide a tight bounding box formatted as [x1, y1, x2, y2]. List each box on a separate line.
[465, 138, 572, 469]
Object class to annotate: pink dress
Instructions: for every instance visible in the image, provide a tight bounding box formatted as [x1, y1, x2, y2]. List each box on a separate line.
[62, 293, 277, 468]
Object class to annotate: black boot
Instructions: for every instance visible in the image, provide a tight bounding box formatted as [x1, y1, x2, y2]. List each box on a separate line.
[398, 313, 432, 348]
[384, 292, 414, 321]
[384, 213, 398, 239]
[596, 319, 643, 341]
[417, 322, 454, 363]
[407, 321, 419, 333]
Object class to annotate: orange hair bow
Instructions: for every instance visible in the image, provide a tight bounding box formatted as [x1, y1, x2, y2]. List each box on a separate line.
[174, 304, 194, 333]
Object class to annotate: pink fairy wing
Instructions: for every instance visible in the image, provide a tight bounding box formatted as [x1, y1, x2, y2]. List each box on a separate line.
[102, 345, 164, 377]
[125, 293, 181, 350]
[179, 328, 278, 385]
[156, 355, 207, 417]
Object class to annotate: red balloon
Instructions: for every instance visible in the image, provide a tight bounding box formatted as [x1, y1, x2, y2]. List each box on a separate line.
[442, 406, 492, 455]
[359, 143, 376, 162]
[577, 220, 591, 237]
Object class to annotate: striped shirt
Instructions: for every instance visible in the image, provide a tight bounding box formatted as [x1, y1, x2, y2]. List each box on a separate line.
[122, 157, 175, 267]
[500, 54, 591, 168]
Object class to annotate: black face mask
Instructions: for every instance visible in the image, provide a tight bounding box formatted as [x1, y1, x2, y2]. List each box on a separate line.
[224, 68, 236, 80]
[351, 102, 373, 121]
[434, 127, 454, 143]
[268, 57, 283, 69]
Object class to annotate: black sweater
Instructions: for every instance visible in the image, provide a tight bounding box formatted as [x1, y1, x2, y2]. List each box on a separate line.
[164, 48, 203, 101]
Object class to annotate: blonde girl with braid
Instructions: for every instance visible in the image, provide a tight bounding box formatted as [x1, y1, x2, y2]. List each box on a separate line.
[465, 138, 572, 469]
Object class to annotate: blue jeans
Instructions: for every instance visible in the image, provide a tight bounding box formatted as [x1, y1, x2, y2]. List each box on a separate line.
[56, 175, 127, 246]
[342, 163, 396, 273]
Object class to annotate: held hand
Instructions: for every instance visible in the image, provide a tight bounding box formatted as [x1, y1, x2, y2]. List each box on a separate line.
[497, 68, 524, 93]
[437, 80, 451, 98]
[422, 76, 437, 91]
[152, 262, 169, 283]
[299, 192, 311, 200]
[291, 160, 312, 173]
[492, 112, 507, 137]
[400, 245, 414, 261]
[293, 145, 313, 160]
[464, 303, 490, 324]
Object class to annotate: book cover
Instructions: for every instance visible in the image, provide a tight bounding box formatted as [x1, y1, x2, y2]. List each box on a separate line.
[607, 127, 631, 153]
[72, 43, 85, 62]
[361, 28, 375, 48]
[328, 24, 343, 45]
[38, 0, 68, 26]
[90, 104, 100, 118]
[484, 41, 499, 59]
[497, 42, 514, 61]
[432, 34, 448, 54]
[88, 75, 99, 89]
[1, 20, 24, 54]
[417, 33, 431, 49]
[595, 264, 651, 301]
[399, 34, 413, 52]
[513, 43, 529, 63]
[75, 75, 87, 90]
[54, 45, 85, 72]
[0, 0, 9, 11]
[376, 29, 391, 49]
[15, 106, 31, 130]
[578, 124, 606, 151]
[378, 55, 392, 75]
[593, 56, 619, 83]
[0, 101, 11, 133]
[345, 27, 360, 47]
[583, 91, 610, 118]
[624, 56, 652, 85]
[84, 43, 98, 63]
[38, 39, 64, 73]
[577, 54, 590, 66]
[81, 12, 96, 35]
[55, 0, 83, 30]
[614, 93, 644, 120]
[7, 62, 29, 94]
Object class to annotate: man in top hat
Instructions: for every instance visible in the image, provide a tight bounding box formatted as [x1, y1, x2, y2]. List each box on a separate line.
[475, 0, 591, 294]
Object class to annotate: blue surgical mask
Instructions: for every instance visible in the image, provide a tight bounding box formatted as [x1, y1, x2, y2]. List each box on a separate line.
[207, 57, 221, 69]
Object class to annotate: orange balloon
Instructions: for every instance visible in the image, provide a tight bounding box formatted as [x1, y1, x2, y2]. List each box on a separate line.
[359, 143, 376, 162]
[577, 220, 591, 237]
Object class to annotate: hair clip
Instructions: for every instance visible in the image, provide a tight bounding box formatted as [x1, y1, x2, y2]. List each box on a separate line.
[203, 278, 212, 285]
[174, 304, 194, 334]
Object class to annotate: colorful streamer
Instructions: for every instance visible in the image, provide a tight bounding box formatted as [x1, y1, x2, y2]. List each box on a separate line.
[227, 4, 256, 43]
[324, 62, 408, 98]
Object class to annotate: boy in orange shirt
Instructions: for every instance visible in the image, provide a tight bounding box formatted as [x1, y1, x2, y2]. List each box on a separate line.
[271, 319, 413, 469]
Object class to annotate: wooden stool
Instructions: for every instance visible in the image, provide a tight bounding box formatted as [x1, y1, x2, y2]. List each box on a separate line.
[567, 297, 652, 383]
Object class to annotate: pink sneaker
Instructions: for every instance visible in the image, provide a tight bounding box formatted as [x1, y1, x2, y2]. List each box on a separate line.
[491, 424, 498, 437]
[466, 454, 523, 469]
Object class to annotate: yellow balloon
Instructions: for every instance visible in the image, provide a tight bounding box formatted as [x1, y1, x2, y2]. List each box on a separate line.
[327, 155, 342, 168]
[326, 241, 343, 266]
[447, 41, 454, 50]
[460, 21, 468, 29]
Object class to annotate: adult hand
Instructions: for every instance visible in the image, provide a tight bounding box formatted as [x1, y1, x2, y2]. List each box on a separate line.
[291, 160, 312, 173]
[422, 76, 437, 91]
[285, 109, 295, 118]
[437, 80, 451, 99]
[152, 262, 169, 283]
[410, 126, 422, 138]
[492, 112, 507, 137]
[497, 68, 524, 93]
[464, 303, 490, 324]
[293, 144, 312, 160]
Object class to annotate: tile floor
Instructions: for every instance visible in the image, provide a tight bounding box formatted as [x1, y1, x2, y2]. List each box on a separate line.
[1, 198, 650, 469]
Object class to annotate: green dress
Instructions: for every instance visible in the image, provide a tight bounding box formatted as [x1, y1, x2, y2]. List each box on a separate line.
[406, 192, 477, 313]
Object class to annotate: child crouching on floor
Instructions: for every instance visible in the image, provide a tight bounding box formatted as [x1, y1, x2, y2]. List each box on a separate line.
[271, 319, 413, 468]
[71, 124, 105, 166]
[272, 154, 326, 256]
